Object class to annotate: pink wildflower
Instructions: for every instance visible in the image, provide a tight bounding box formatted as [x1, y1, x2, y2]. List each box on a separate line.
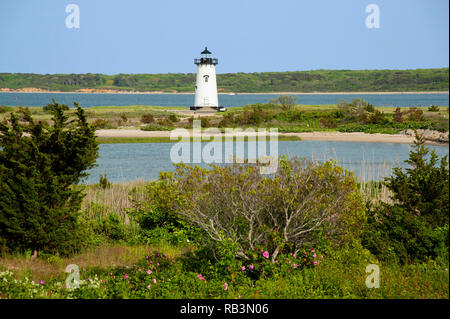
[262, 251, 269, 259]
[293, 264, 298, 268]
[241, 266, 246, 271]
[313, 254, 317, 258]
[249, 264, 254, 270]
[310, 248, 315, 253]
[153, 278, 157, 284]
[197, 274, 206, 281]
[147, 285, 151, 289]
[313, 260, 318, 266]
[224, 283, 228, 290]
[40, 280, 45, 285]
[124, 274, 129, 280]
[146, 270, 152, 275]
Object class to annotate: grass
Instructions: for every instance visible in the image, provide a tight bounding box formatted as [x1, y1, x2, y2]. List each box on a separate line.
[0, 243, 190, 282]
[2, 103, 448, 137]
[82, 180, 148, 217]
[96, 135, 302, 144]
[0, 244, 447, 298]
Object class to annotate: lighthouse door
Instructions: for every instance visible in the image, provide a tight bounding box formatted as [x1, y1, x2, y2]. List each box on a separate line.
[203, 97, 209, 106]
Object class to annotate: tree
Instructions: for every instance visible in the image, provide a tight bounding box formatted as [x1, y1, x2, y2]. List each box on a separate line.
[386, 133, 449, 225]
[162, 158, 365, 262]
[277, 95, 298, 111]
[0, 100, 98, 256]
[362, 133, 449, 263]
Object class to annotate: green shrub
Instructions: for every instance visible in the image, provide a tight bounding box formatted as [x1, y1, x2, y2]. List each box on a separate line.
[236, 105, 272, 125]
[160, 158, 366, 262]
[277, 95, 298, 111]
[168, 113, 178, 123]
[362, 133, 449, 263]
[408, 107, 425, 121]
[128, 172, 204, 245]
[276, 110, 303, 122]
[92, 118, 108, 129]
[98, 214, 128, 242]
[141, 124, 173, 131]
[393, 107, 403, 123]
[200, 117, 211, 128]
[428, 105, 440, 112]
[140, 113, 154, 124]
[320, 117, 337, 128]
[0, 100, 99, 256]
[218, 112, 234, 127]
[367, 110, 388, 125]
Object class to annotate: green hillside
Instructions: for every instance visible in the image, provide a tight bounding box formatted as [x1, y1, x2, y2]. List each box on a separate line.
[0, 68, 448, 93]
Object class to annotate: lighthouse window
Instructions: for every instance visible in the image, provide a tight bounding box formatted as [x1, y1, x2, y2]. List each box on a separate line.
[203, 75, 209, 82]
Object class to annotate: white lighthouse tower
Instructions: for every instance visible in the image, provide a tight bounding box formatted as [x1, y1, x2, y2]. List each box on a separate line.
[191, 47, 222, 110]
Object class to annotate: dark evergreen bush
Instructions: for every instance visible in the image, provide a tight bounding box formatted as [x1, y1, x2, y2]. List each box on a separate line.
[0, 100, 98, 256]
[362, 133, 449, 263]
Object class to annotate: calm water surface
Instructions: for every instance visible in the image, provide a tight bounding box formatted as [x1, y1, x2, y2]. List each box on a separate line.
[1, 92, 448, 108]
[84, 141, 449, 184]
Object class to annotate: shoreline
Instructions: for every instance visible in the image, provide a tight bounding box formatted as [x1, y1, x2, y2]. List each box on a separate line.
[0, 88, 448, 95]
[95, 129, 448, 146]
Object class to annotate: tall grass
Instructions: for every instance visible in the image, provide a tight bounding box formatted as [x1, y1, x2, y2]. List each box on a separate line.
[0, 243, 190, 281]
[82, 180, 148, 218]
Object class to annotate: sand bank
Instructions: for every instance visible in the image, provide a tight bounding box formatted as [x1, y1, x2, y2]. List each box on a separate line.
[95, 129, 447, 146]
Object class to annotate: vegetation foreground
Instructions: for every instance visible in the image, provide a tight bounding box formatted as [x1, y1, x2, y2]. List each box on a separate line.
[0, 101, 448, 299]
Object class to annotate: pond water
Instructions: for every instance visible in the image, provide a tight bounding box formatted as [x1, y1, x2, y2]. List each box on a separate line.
[1, 92, 448, 108]
[84, 141, 449, 184]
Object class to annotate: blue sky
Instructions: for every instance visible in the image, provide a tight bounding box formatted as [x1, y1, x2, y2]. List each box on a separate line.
[0, 0, 448, 74]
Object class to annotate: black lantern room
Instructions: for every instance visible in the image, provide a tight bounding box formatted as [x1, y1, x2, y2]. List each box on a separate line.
[194, 47, 218, 65]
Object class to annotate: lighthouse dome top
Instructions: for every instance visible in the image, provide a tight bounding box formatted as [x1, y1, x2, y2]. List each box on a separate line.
[201, 47, 212, 55]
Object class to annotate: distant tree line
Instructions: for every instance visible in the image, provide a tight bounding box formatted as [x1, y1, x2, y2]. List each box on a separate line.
[0, 68, 448, 92]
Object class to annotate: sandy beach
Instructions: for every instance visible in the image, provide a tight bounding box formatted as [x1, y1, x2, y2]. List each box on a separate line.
[95, 129, 447, 145]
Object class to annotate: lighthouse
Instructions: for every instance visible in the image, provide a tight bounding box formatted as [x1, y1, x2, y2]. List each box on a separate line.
[191, 47, 223, 111]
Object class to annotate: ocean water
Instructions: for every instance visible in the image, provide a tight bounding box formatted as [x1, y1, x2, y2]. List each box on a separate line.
[0, 92, 448, 108]
[84, 141, 449, 184]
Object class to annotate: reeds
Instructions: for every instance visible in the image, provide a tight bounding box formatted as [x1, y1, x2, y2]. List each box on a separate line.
[82, 180, 148, 219]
